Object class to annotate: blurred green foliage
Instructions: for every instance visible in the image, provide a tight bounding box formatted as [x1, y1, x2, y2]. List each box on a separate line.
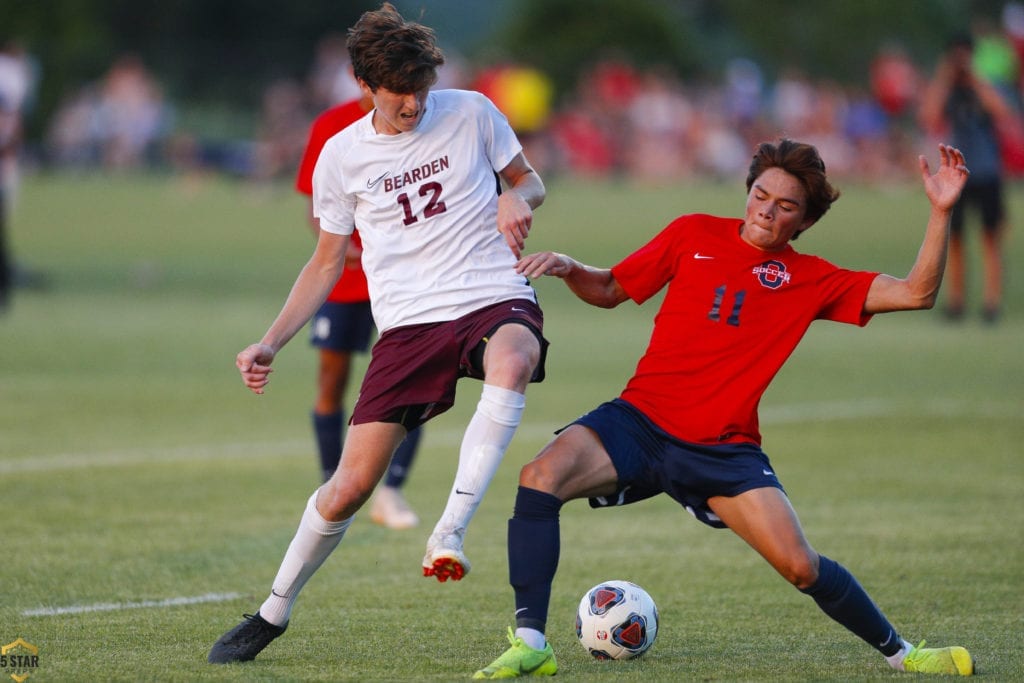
[2, 0, 1012, 142]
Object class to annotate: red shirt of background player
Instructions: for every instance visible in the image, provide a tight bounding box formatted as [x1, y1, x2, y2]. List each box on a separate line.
[295, 99, 370, 303]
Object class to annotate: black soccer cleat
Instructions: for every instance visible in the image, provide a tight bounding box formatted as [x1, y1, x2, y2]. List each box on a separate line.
[207, 612, 287, 664]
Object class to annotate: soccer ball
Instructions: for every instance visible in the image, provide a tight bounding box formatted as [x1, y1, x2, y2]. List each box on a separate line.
[575, 580, 658, 660]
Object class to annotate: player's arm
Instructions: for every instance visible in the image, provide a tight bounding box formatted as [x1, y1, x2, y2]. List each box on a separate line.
[236, 230, 350, 394]
[969, 73, 1017, 126]
[863, 144, 969, 314]
[918, 57, 955, 134]
[517, 252, 629, 309]
[496, 152, 546, 258]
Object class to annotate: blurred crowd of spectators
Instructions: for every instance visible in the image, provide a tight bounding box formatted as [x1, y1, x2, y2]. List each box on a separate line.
[45, 54, 171, 170]
[7, 5, 1024, 186]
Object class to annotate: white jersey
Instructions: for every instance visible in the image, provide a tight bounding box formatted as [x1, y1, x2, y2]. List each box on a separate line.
[313, 89, 537, 332]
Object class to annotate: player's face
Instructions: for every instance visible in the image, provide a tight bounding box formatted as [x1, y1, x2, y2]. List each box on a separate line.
[740, 167, 814, 251]
[365, 83, 429, 135]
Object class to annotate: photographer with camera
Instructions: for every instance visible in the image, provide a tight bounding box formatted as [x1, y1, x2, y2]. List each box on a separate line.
[920, 31, 1017, 323]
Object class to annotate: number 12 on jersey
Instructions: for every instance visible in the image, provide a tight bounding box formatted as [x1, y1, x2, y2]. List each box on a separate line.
[397, 181, 448, 226]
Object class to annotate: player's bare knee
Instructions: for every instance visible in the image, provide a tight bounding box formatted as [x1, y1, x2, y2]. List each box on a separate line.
[317, 479, 370, 521]
[485, 352, 537, 388]
[784, 555, 819, 589]
[519, 456, 557, 491]
[518, 459, 544, 489]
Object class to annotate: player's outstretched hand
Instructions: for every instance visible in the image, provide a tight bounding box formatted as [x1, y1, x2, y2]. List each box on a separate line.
[516, 251, 575, 279]
[236, 343, 276, 394]
[920, 144, 969, 213]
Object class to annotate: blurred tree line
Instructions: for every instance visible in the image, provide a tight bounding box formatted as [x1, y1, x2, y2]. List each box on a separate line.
[4, 0, 378, 140]
[501, 0, 1005, 92]
[2, 0, 1010, 144]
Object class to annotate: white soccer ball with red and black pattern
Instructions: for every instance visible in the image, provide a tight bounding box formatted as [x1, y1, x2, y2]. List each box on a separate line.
[575, 580, 658, 660]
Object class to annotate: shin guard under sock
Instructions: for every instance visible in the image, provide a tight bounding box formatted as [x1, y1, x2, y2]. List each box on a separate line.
[800, 555, 902, 656]
[259, 490, 351, 626]
[433, 385, 525, 534]
[508, 486, 563, 633]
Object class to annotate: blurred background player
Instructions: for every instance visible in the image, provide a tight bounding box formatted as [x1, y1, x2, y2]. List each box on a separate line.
[295, 90, 422, 529]
[0, 38, 36, 311]
[920, 31, 1017, 323]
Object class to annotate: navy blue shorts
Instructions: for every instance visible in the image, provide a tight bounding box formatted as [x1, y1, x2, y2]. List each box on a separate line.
[572, 399, 784, 529]
[309, 301, 374, 352]
[950, 178, 1005, 236]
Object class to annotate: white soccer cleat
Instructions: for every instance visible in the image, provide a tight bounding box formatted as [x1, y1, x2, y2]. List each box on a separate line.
[422, 527, 470, 581]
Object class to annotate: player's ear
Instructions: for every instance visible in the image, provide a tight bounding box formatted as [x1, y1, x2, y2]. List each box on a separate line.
[357, 78, 374, 98]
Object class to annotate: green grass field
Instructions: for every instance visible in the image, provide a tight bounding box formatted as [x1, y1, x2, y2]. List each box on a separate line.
[2, 168, 1022, 681]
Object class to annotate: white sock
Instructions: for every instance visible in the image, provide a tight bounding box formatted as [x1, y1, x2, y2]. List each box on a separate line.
[515, 627, 546, 651]
[885, 639, 914, 671]
[259, 489, 352, 626]
[432, 384, 525, 535]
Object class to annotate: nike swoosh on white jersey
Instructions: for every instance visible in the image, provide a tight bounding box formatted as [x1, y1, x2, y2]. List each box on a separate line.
[367, 172, 389, 189]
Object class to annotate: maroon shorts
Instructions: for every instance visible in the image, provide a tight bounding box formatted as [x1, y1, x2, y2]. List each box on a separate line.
[351, 298, 548, 428]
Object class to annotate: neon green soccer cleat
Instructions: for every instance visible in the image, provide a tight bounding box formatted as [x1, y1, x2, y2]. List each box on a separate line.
[473, 627, 557, 679]
[903, 640, 974, 676]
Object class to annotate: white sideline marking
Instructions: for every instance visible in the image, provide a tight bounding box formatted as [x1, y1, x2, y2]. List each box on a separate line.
[1, 399, 1016, 475]
[0, 439, 311, 474]
[0, 424, 559, 475]
[22, 591, 244, 617]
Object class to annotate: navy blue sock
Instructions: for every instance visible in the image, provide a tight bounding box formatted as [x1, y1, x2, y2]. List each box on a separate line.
[384, 426, 421, 488]
[800, 555, 903, 656]
[312, 410, 344, 481]
[508, 486, 563, 633]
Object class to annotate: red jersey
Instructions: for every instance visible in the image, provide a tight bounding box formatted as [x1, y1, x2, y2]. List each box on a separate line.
[295, 99, 370, 303]
[611, 214, 878, 446]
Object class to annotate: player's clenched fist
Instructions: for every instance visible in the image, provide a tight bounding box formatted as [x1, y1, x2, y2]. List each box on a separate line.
[236, 343, 276, 394]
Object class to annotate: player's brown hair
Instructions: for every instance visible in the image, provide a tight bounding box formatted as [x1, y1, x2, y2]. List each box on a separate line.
[347, 2, 445, 95]
[745, 139, 841, 233]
